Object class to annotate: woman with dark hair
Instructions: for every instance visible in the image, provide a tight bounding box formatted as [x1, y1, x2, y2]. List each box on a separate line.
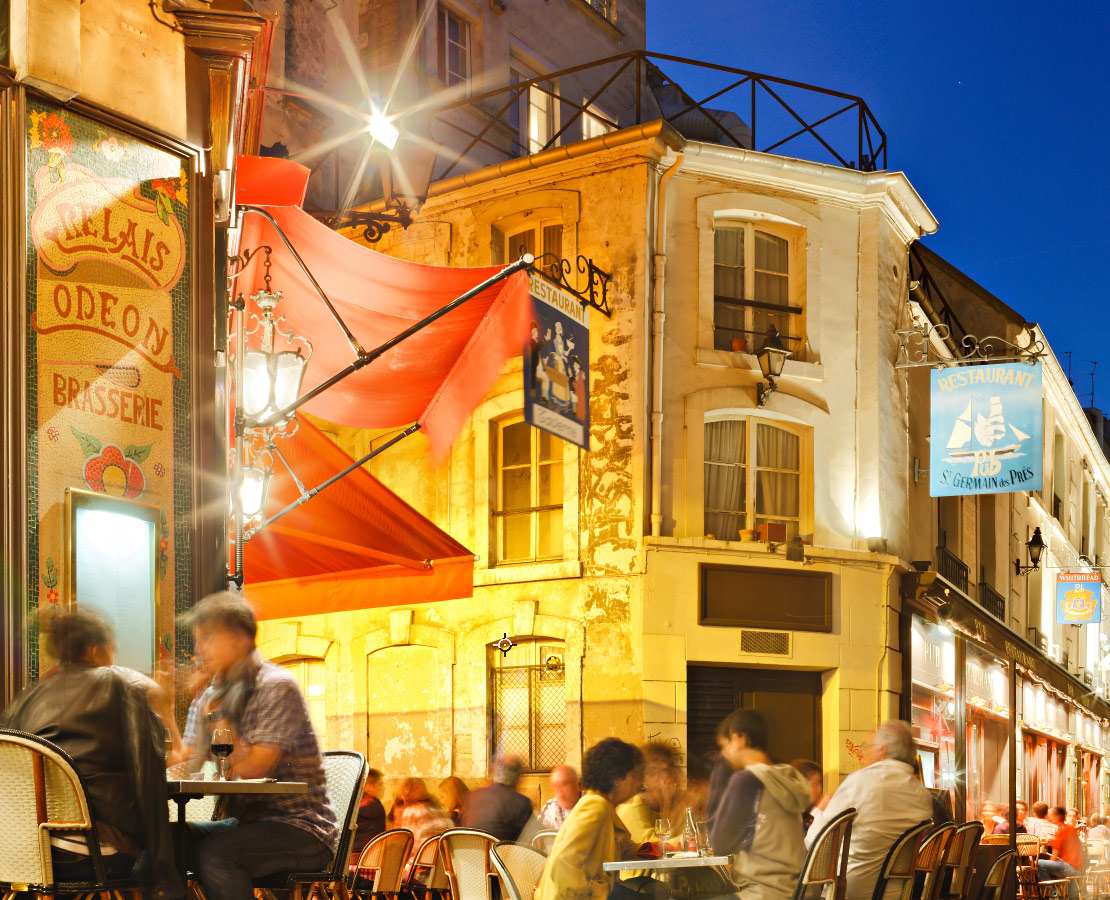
[535, 738, 646, 900]
[2, 609, 183, 900]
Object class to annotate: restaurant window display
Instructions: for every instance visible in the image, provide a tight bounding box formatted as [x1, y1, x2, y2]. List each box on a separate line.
[910, 616, 957, 810]
[965, 644, 1010, 820]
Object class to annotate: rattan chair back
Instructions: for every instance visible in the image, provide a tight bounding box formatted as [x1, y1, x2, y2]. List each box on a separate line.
[916, 823, 957, 900]
[976, 850, 1016, 900]
[870, 820, 932, 900]
[405, 834, 448, 900]
[942, 820, 984, 900]
[531, 831, 558, 854]
[791, 808, 857, 900]
[0, 728, 126, 891]
[352, 828, 413, 896]
[441, 828, 497, 900]
[490, 842, 547, 900]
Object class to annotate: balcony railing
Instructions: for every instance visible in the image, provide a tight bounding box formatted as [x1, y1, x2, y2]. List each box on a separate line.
[978, 582, 1005, 621]
[429, 51, 887, 181]
[937, 546, 969, 594]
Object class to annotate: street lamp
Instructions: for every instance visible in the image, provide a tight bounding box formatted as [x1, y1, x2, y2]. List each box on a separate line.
[242, 288, 310, 426]
[756, 325, 791, 407]
[1015, 527, 1045, 576]
[313, 115, 439, 243]
[236, 461, 273, 520]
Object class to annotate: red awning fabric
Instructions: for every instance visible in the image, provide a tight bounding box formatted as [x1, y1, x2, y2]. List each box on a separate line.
[244, 417, 474, 620]
[233, 154, 531, 459]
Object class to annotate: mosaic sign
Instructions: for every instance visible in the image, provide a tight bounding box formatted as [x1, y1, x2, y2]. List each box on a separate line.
[25, 99, 192, 676]
[1056, 572, 1102, 626]
[930, 362, 1043, 497]
[523, 272, 590, 451]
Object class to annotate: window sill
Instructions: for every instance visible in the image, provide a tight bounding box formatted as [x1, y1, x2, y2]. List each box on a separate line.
[475, 559, 582, 586]
[567, 0, 623, 38]
[695, 346, 824, 382]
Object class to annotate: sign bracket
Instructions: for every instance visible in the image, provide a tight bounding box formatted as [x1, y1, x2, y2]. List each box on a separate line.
[531, 253, 613, 318]
[895, 323, 1047, 369]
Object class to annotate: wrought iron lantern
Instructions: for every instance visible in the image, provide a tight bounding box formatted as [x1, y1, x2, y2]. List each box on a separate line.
[756, 325, 791, 407]
[1015, 527, 1045, 576]
[236, 461, 273, 520]
[242, 287, 311, 425]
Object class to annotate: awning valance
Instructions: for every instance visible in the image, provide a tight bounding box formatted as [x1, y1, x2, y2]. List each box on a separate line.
[233, 154, 530, 459]
[244, 417, 473, 620]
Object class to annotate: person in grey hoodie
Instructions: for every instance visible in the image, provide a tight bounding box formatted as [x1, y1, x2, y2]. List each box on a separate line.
[707, 709, 811, 900]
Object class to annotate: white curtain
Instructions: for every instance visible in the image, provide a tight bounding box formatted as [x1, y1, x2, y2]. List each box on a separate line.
[755, 423, 799, 527]
[704, 420, 746, 538]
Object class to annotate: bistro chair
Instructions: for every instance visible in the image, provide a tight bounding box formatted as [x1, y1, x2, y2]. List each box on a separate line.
[978, 834, 1009, 846]
[869, 820, 931, 900]
[0, 728, 145, 900]
[256, 750, 368, 900]
[351, 829, 412, 898]
[974, 849, 1015, 900]
[404, 834, 449, 900]
[940, 820, 984, 900]
[440, 828, 498, 900]
[1015, 833, 1069, 900]
[167, 760, 218, 823]
[790, 807, 856, 900]
[531, 831, 558, 854]
[489, 842, 547, 900]
[916, 823, 957, 900]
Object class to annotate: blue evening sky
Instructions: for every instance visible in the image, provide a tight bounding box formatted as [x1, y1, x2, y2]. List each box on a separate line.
[647, 1, 1110, 405]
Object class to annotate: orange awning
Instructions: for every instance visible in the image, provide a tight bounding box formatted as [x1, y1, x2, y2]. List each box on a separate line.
[233, 155, 531, 460]
[244, 417, 473, 620]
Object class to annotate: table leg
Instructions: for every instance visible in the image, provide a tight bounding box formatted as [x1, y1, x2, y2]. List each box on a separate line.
[175, 798, 190, 871]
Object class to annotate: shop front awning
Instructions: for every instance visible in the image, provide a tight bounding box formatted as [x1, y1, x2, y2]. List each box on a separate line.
[244, 417, 474, 620]
[233, 154, 531, 459]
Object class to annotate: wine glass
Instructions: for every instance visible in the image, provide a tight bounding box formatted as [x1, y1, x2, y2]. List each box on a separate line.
[211, 727, 233, 781]
[654, 817, 671, 858]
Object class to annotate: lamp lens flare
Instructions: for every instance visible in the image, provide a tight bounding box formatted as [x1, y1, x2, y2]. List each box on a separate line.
[367, 110, 400, 150]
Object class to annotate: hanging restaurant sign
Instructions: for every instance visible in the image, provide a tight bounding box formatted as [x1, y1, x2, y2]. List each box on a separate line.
[1056, 573, 1102, 625]
[930, 361, 1043, 497]
[523, 272, 590, 451]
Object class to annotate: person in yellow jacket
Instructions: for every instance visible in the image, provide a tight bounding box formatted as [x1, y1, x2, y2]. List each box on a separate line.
[535, 738, 645, 900]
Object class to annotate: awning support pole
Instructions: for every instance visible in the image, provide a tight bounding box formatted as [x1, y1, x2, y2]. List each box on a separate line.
[248, 252, 534, 430]
[239, 205, 367, 358]
[245, 422, 422, 540]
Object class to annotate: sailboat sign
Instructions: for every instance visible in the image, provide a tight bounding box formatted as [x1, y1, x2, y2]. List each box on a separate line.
[930, 361, 1043, 497]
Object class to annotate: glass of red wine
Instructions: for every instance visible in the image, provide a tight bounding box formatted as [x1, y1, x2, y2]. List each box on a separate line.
[211, 727, 233, 780]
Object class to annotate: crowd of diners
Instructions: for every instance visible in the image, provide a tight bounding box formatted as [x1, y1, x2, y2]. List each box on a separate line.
[7, 596, 1104, 900]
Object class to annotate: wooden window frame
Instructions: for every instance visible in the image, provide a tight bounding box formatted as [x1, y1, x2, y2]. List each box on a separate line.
[436, 5, 471, 88]
[491, 416, 565, 565]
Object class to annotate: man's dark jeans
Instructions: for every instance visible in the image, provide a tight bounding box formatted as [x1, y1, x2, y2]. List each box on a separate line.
[184, 819, 332, 900]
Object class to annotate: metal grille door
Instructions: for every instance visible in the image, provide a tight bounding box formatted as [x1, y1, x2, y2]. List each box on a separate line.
[491, 664, 566, 772]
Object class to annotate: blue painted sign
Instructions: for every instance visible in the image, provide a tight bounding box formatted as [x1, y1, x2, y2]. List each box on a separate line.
[1056, 573, 1102, 625]
[930, 362, 1043, 496]
[523, 272, 590, 451]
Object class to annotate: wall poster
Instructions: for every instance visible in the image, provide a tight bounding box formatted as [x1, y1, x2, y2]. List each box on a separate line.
[522, 271, 590, 451]
[930, 361, 1043, 497]
[26, 98, 192, 677]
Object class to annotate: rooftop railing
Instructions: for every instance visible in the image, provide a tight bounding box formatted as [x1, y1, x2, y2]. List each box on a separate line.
[427, 51, 887, 179]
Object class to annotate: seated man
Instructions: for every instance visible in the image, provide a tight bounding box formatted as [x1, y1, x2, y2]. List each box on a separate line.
[461, 754, 534, 841]
[806, 720, 933, 900]
[2, 610, 183, 900]
[181, 592, 337, 900]
[1039, 806, 1084, 899]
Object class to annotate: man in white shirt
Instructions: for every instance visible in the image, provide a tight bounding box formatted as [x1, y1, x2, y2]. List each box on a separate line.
[1027, 801, 1058, 842]
[806, 721, 934, 900]
[538, 765, 582, 831]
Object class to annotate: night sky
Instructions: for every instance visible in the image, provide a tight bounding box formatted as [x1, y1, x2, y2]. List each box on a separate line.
[647, 1, 1110, 405]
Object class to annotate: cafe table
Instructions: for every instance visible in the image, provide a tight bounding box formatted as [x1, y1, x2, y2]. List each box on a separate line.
[166, 778, 308, 863]
[604, 853, 733, 900]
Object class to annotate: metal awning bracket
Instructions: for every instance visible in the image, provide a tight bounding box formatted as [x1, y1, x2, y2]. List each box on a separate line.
[894, 323, 1047, 369]
[532, 253, 612, 317]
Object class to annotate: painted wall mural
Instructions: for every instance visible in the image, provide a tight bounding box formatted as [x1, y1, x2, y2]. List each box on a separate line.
[25, 98, 192, 677]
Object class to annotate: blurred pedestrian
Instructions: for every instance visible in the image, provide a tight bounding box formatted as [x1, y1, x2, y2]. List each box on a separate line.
[438, 775, 470, 825]
[1039, 806, 1083, 898]
[350, 768, 387, 865]
[709, 709, 811, 900]
[806, 721, 933, 900]
[462, 754, 533, 841]
[539, 765, 582, 831]
[535, 738, 651, 900]
[2, 609, 183, 900]
[394, 777, 452, 868]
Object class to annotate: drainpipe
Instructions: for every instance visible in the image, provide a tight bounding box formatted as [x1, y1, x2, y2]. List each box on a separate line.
[650, 153, 684, 537]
